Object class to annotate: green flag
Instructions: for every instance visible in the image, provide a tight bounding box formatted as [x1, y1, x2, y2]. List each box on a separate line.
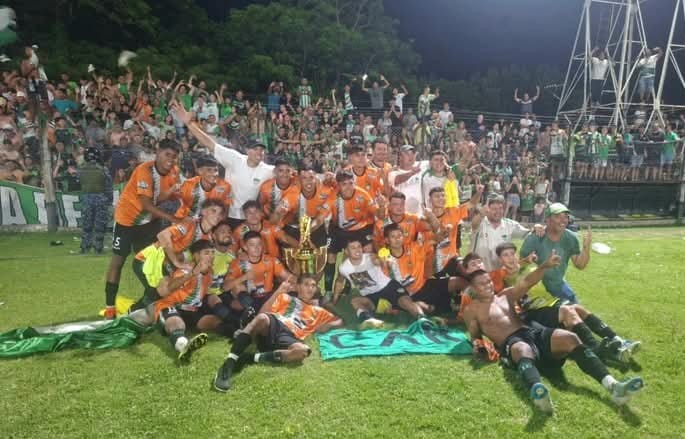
[0, 317, 151, 359]
[316, 320, 472, 361]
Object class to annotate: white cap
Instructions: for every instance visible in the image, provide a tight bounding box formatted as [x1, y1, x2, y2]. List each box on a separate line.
[123, 120, 135, 130]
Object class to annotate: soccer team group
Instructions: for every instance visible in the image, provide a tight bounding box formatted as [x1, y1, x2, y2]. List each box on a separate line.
[101, 101, 643, 411]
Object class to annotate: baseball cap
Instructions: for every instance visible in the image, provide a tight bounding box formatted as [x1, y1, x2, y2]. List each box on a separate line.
[347, 144, 364, 154]
[400, 144, 416, 152]
[245, 138, 266, 149]
[545, 202, 570, 218]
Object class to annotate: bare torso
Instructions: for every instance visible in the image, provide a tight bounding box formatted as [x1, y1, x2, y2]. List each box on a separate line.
[471, 294, 524, 347]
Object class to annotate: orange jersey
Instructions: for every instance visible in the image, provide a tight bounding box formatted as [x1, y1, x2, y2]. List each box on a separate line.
[345, 166, 384, 198]
[425, 204, 470, 273]
[153, 269, 212, 319]
[331, 187, 377, 231]
[279, 182, 335, 227]
[383, 242, 429, 295]
[268, 293, 338, 340]
[227, 255, 287, 297]
[114, 161, 180, 226]
[374, 213, 431, 249]
[135, 218, 211, 261]
[232, 220, 287, 258]
[258, 178, 299, 222]
[175, 176, 232, 219]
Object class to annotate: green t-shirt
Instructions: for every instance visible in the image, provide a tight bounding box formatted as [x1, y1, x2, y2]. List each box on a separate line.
[520, 230, 581, 297]
[664, 132, 679, 156]
[598, 134, 611, 159]
[179, 94, 193, 111]
[520, 190, 535, 212]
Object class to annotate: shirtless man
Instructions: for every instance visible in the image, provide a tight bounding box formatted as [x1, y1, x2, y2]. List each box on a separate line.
[463, 253, 644, 413]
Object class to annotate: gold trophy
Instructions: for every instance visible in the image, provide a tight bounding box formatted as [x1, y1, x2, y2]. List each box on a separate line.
[284, 216, 328, 275]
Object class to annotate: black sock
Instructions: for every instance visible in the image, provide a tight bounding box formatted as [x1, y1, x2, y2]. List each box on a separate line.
[105, 282, 119, 307]
[584, 314, 617, 339]
[226, 331, 253, 370]
[517, 358, 542, 390]
[357, 310, 373, 322]
[572, 323, 599, 349]
[569, 344, 609, 383]
[169, 329, 185, 348]
[255, 351, 283, 363]
[323, 262, 336, 293]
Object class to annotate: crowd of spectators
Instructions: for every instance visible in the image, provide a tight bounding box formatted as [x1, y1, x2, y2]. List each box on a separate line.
[0, 46, 683, 223]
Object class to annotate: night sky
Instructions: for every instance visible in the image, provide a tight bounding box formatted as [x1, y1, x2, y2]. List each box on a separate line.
[200, 0, 680, 97]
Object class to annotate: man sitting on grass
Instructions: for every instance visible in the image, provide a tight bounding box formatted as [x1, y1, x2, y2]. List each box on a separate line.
[493, 242, 641, 364]
[333, 239, 427, 328]
[213, 274, 344, 392]
[149, 239, 235, 362]
[463, 253, 644, 413]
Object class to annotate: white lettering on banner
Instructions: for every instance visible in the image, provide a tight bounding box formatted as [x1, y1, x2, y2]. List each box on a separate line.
[62, 194, 81, 228]
[0, 187, 27, 225]
[33, 192, 47, 224]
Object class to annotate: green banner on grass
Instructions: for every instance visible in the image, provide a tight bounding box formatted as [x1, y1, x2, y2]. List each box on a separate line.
[316, 320, 472, 361]
[0, 317, 150, 359]
[0, 180, 121, 227]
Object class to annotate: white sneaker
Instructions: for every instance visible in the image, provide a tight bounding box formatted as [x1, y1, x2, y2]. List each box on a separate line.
[611, 377, 644, 405]
[361, 317, 385, 329]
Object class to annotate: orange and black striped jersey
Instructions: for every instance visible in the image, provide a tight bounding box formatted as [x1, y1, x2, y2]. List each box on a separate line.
[153, 269, 212, 319]
[345, 166, 384, 198]
[373, 213, 431, 249]
[227, 255, 287, 297]
[424, 204, 470, 273]
[232, 220, 288, 258]
[383, 242, 429, 295]
[331, 187, 378, 231]
[268, 293, 338, 340]
[115, 161, 180, 226]
[258, 177, 299, 224]
[278, 182, 335, 227]
[174, 176, 232, 218]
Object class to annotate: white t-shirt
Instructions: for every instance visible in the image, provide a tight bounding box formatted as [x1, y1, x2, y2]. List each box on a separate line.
[438, 110, 453, 127]
[388, 160, 430, 215]
[591, 57, 610, 80]
[213, 143, 274, 219]
[394, 93, 406, 113]
[470, 216, 531, 271]
[339, 253, 391, 296]
[420, 170, 448, 209]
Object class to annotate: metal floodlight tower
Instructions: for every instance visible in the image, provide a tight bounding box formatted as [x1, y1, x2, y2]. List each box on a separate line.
[557, 0, 651, 131]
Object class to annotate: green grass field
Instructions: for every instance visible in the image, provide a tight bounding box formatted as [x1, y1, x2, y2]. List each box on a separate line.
[1, 228, 684, 438]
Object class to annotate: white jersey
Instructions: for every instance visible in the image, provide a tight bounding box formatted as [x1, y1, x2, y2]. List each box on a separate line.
[591, 57, 610, 80]
[339, 253, 391, 296]
[213, 143, 274, 219]
[420, 170, 447, 209]
[388, 160, 430, 215]
[470, 216, 531, 271]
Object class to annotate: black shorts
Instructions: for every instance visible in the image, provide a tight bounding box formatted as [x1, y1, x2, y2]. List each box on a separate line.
[499, 326, 565, 369]
[364, 280, 408, 308]
[159, 296, 214, 330]
[111, 220, 160, 258]
[523, 304, 562, 329]
[412, 278, 452, 314]
[328, 224, 374, 254]
[257, 313, 302, 351]
[284, 223, 329, 248]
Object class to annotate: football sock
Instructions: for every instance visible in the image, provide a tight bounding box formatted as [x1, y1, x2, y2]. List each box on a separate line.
[169, 329, 186, 350]
[584, 314, 617, 339]
[569, 344, 609, 383]
[572, 323, 599, 350]
[254, 351, 283, 364]
[324, 262, 336, 293]
[517, 358, 542, 390]
[105, 282, 119, 307]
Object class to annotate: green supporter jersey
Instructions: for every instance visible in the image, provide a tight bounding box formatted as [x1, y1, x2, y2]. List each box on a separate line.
[520, 190, 535, 212]
[179, 94, 193, 111]
[598, 134, 611, 159]
[571, 133, 586, 158]
[504, 266, 559, 311]
[664, 132, 679, 156]
[519, 230, 581, 296]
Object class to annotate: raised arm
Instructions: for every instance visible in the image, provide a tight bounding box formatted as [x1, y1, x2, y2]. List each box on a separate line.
[514, 88, 521, 103]
[401, 83, 409, 96]
[170, 100, 217, 153]
[571, 226, 592, 270]
[507, 252, 561, 301]
[380, 74, 390, 89]
[532, 85, 540, 101]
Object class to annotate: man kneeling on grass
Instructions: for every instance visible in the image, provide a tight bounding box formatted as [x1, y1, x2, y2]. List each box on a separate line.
[213, 274, 344, 392]
[463, 253, 644, 413]
[142, 239, 236, 362]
